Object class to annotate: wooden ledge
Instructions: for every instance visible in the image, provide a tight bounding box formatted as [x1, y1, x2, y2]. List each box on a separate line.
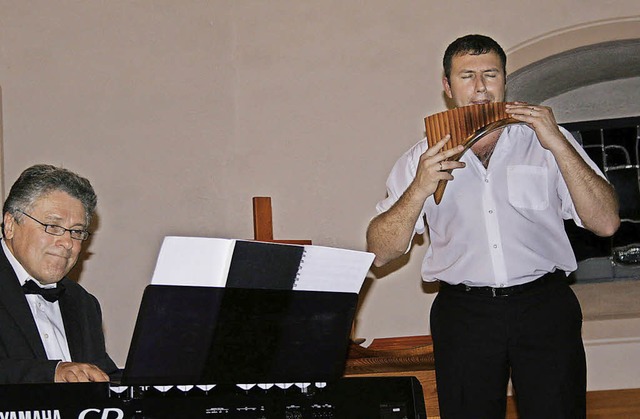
[345, 335, 436, 374]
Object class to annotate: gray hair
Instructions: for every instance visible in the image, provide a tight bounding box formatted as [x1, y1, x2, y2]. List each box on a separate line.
[3, 164, 97, 227]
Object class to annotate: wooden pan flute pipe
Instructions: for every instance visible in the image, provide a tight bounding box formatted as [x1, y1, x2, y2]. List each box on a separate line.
[424, 102, 521, 204]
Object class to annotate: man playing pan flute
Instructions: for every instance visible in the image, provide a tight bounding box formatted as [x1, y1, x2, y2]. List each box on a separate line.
[366, 34, 619, 418]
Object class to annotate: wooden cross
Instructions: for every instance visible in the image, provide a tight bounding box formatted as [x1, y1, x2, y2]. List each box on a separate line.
[252, 196, 312, 245]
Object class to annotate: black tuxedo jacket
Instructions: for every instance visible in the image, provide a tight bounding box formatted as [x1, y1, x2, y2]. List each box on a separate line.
[0, 248, 118, 383]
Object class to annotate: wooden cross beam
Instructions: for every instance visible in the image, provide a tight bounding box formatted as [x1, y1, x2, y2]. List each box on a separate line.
[252, 196, 312, 245]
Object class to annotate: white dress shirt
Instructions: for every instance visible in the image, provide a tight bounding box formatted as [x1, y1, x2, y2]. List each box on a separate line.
[376, 124, 607, 287]
[1, 240, 72, 361]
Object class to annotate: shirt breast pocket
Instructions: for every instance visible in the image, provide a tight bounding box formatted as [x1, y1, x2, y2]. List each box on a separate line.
[507, 165, 549, 210]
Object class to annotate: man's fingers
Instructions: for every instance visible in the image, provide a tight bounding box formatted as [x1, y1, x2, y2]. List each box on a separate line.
[426, 134, 452, 156]
[55, 362, 110, 383]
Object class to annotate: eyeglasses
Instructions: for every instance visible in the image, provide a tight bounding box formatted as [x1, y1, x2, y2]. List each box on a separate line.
[18, 211, 91, 241]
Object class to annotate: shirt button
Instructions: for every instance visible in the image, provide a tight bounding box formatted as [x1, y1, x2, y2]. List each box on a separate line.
[488, 210, 494, 214]
[44, 333, 49, 339]
[493, 244, 498, 249]
[485, 179, 489, 183]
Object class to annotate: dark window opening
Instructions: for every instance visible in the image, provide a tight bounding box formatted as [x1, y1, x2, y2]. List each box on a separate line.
[561, 117, 640, 283]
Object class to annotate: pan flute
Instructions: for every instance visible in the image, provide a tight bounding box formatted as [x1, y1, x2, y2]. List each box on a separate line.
[424, 102, 521, 204]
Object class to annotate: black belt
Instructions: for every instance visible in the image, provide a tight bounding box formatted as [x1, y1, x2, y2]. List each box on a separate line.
[438, 270, 566, 298]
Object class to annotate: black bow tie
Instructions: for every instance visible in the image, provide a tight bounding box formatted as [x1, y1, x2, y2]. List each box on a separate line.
[22, 280, 66, 303]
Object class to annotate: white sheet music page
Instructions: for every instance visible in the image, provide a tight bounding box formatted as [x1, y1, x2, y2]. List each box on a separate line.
[151, 236, 236, 287]
[294, 244, 374, 293]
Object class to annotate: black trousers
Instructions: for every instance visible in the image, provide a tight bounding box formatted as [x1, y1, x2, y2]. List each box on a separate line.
[430, 273, 586, 419]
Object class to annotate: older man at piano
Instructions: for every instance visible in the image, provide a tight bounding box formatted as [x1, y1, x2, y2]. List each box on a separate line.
[0, 164, 118, 383]
[367, 34, 619, 418]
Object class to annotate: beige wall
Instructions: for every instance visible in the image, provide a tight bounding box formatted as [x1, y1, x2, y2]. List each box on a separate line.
[1, 1, 640, 389]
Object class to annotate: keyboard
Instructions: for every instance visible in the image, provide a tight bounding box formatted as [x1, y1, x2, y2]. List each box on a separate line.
[0, 376, 427, 418]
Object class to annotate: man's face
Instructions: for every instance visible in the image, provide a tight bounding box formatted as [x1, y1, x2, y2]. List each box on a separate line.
[3, 190, 87, 285]
[443, 51, 506, 107]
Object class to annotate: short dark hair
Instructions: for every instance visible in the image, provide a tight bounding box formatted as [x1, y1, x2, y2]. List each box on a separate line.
[3, 164, 97, 226]
[443, 34, 507, 80]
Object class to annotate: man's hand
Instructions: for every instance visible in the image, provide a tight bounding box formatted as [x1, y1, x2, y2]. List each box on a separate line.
[505, 102, 565, 150]
[413, 135, 466, 201]
[55, 361, 110, 383]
